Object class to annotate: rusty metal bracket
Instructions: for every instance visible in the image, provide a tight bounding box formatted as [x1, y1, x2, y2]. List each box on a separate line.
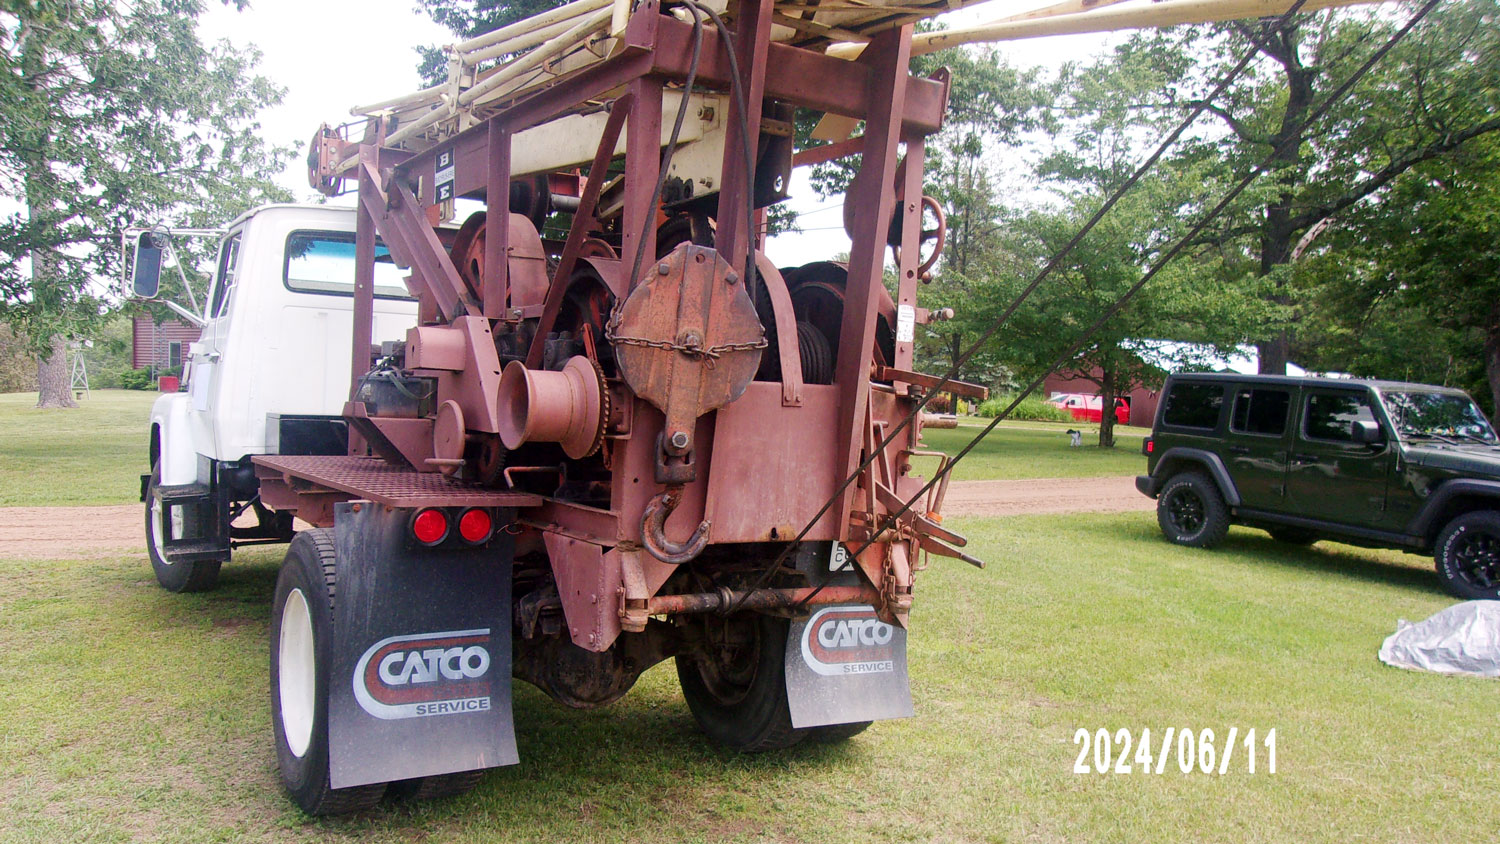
[752, 252, 803, 407]
[652, 431, 696, 485]
[617, 549, 650, 633]
[875, 365, 989, 400]
[640, 486, 710, 564]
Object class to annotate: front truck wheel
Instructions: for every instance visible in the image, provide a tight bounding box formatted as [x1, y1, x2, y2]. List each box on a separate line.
[676, 613, 870, 751]
[144, 461, 221, 592]
[270, 529, 386, 815]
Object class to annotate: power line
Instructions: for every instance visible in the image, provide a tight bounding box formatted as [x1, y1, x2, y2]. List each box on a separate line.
[727, 0, 1321, 617]
[792, 0, 1445, 614]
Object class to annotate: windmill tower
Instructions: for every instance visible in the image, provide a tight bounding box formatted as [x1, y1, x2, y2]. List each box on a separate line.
[69, 340, 90, 399]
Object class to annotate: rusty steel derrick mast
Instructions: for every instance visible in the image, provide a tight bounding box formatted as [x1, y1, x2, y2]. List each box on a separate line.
[271, 0, 1387, 715]
[285, 0, 980, 649]
[192, 0, 1403, 812]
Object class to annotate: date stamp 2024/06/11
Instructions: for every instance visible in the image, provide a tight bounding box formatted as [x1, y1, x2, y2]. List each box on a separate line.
[1072, 728, 1276, 775]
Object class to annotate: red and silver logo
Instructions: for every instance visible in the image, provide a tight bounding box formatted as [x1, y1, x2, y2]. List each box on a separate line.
[352, 629, 493, 720]
[800, 606, 896, 676]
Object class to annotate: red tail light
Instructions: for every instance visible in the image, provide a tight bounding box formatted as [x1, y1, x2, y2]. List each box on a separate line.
[457, 508, 493, 544]
[1145, 438, 1155, 454]
[411, 508, 449, 545]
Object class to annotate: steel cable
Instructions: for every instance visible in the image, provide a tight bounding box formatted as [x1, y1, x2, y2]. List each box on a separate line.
[722, 0, 1320, 615]
[624, 2, 705, 295]
[789, 0, 1444, 613]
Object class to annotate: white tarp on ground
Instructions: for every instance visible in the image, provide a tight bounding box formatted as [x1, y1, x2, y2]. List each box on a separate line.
[1378, 601, 1500, 678]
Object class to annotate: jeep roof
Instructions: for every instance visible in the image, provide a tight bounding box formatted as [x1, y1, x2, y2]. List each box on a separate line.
[1163, 372, 1470, 397]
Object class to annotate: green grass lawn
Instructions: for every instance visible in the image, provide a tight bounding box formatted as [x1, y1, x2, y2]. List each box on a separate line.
[0, 390, 155, 506]
[0, 391, 1146, 510]
[3, 516, 1493, 843]
[916, 418, 1149, 481]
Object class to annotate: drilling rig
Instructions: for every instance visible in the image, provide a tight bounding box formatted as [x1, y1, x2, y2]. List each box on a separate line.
[133, 0, 1379, 814]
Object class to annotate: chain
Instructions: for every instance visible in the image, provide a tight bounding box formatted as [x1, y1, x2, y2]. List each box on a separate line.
[605, 325, 766, 369]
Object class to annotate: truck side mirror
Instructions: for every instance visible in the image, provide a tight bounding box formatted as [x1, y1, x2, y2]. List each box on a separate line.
[1350, 419, 1383, 445]
[130, 232, 164, 299]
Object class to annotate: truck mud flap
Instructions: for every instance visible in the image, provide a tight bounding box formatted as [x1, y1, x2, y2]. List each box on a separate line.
[784, 604, 914, 728]
[328, 502, 518, 789]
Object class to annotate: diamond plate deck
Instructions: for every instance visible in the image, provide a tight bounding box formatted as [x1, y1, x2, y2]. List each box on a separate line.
[253, 455, 543, 509]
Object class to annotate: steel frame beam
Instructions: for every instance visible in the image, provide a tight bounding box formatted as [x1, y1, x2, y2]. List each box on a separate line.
[389, 12, 946, 208]
[830, 25, 914, 535]
[714, 0, 773, 271]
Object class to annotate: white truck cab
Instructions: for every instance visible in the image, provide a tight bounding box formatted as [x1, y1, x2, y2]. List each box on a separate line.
[137, 204, 417, 591]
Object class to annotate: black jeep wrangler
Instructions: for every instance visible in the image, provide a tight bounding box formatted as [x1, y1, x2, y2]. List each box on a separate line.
[1136, 373, 1500, 600]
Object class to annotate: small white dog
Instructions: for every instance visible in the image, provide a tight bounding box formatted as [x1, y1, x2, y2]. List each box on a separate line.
[1067, 429, 1082, 447]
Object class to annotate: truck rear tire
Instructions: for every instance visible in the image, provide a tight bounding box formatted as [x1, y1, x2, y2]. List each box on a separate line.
[1435, 510, 1500, 600]
[803, 720, 872, 743]
[676, 613, 805, 752]
[1156, 471, 1230, 548]
[386, 770, 487, 802]
[145, 462, 221, 593]
[270, 529, 386, 815]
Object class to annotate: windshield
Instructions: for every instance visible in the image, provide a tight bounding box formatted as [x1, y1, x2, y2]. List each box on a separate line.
[1383, 391, 1498, 444]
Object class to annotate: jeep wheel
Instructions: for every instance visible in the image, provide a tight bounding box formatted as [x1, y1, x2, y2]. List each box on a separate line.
[271, 529, 386, 815]
[1268, 527, 1319, 546]
[676, 613, 805, 752]
[144, 461, 221, 593]
[1435, 511, 1500, 600]
[1156, 472, 1230, 548]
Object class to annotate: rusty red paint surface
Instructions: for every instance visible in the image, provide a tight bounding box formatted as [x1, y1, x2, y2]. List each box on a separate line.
[270, 4, 977, 644]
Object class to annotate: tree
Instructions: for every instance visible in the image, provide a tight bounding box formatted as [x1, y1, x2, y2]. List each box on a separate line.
[1296, 135, 1500, 420]
[977, 181, 1259, 448]
[1091, 0, 1500, 374]
[923, 41, 1265, 448]
[0, 0, 292, 407]
[416, 0, 569, 84]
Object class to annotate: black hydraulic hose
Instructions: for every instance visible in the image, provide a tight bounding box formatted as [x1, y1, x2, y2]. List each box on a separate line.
[680, 0, 758, 287]
[624, 2, 704, 293]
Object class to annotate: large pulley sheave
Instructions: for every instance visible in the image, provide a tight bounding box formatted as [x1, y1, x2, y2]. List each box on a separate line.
[609, 243, 767, 562]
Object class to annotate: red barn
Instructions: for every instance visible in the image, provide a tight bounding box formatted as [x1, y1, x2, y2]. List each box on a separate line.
[1042, 341, 1308, 428]
[1042, 370, 1160, 427]
[132, 316, 200, 371]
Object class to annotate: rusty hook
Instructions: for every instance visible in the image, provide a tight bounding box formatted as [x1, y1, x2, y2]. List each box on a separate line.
[641, 487, 711, 564]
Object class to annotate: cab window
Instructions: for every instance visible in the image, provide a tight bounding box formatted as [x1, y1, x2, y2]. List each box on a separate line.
[283, 231, 412, 299]
[208, 234, 241, 319]
[1162, 382, 1224, 429]
[1230, 388, 1291, 436]
[1303, 391, 1377, 443]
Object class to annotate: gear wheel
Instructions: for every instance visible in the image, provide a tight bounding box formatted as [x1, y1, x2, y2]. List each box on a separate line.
[582, 355, 611, 459]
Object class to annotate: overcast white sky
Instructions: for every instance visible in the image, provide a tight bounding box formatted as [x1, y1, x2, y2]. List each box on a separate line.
[198, 0, 1122, 266]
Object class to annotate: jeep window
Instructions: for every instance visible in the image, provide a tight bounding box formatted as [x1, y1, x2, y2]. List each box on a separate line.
[1303, 391, 1378, 443]
[208, 233, 241, 319]
[1162, 382, 1224, 429]
[1383, 391, 1498, 444]
[1230, 388, 1291, 436]
[283, 232, 413, 299]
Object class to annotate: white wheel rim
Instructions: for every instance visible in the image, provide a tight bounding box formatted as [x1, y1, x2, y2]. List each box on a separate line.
[278, 587, 316, 758]
[150, 497, 167, 561]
